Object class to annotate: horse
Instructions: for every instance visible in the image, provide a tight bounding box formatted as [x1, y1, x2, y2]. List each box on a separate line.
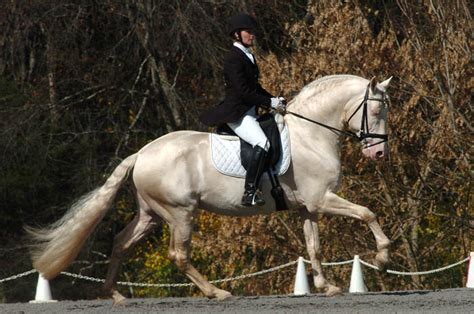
[28, 74, 393, 303]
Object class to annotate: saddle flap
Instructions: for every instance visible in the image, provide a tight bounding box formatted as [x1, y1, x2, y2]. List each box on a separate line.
[210, 114, 291, 178]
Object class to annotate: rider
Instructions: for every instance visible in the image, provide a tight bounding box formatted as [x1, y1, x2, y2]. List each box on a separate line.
[200, 13, 285, 207]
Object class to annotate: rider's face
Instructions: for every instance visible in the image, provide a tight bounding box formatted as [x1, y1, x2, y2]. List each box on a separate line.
[240, 29, 255, 46]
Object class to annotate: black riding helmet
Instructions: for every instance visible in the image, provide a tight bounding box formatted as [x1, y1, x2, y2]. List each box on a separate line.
[228, 13, 257, 36]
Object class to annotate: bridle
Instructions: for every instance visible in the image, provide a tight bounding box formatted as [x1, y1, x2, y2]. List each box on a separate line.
[285, 84, 388, 148]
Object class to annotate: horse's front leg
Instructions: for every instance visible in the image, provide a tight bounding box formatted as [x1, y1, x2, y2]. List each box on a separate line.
[299, 209, 342, 296]
[321, 192, 391, 270]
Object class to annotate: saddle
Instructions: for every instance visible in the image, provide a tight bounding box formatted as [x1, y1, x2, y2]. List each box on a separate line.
[216, 113, 288, 211]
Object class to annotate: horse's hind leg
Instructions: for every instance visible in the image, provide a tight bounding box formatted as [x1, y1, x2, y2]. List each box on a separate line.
[102, 197, 159, 304]
[300, 209, 342, 296]
[167, 213, 233, 301]
[320, 192, 391, 270]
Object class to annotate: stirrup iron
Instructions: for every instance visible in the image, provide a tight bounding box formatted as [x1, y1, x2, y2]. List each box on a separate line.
[242, 189, 265, 206]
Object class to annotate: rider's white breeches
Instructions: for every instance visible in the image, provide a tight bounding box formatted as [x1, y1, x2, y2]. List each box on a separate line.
[227, 107, 269, 151]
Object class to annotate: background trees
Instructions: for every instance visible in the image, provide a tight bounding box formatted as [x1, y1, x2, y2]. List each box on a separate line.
[0, 0, 471, 302]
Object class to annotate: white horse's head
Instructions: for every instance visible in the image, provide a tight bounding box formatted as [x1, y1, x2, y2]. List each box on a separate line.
[346, 77, 392, 160]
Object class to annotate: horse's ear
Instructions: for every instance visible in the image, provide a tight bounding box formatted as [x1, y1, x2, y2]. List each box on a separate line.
[376, 76, 393, 93]
[369, 76, 377, 92]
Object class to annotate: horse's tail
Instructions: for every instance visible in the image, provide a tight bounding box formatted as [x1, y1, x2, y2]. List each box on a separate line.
[26, 153, 139, 279]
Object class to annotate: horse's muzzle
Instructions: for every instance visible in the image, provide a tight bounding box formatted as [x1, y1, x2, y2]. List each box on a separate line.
[362, 140, 389, 160]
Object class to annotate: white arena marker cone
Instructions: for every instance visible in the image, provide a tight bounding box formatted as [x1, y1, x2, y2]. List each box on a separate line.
[467, 252, 474, 288]
[29, 273, 57, 303]
[349, 255, 368, 293]
[293, 256, 310, 295]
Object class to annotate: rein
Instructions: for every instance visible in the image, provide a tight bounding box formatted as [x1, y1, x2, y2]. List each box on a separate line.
[285, 84, 388, 148]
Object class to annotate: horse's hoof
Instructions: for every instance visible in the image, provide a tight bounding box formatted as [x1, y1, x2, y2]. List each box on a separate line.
[375, 249, 389, 271]
[111, 290, 127, 306]
[215, 289, 234, 301]
[326, 285, 342, 297]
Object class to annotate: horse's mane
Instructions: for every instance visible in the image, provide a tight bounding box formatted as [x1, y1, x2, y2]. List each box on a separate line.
[306, 74, 365, 90]
[289, 74, 367, 105]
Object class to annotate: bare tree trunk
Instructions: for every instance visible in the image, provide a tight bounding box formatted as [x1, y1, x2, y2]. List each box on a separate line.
[127, 1, 183, 132]
[41, 23, 59, 124]
[0, 29, 5, 75]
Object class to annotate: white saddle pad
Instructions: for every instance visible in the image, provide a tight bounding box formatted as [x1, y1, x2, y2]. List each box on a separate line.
[210, 117, 291, 178]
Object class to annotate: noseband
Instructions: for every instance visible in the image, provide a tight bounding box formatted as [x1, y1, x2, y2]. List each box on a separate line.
[346, 84, 388, 147]
[285, 84, 388, 148]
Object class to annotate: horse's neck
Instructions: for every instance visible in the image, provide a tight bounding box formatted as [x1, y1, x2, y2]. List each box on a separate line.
[286, 83, 355, 155]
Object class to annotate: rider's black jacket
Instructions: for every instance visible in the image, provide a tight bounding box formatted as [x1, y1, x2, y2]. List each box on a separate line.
[199, 46, 273, 127]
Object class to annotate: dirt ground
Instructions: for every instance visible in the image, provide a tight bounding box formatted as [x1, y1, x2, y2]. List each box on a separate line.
[1, 288, 473, 313]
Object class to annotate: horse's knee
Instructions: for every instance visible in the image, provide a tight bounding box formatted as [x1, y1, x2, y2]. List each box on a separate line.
[174, 254, 189, 271]
[168, 248, 176, 262]
[377, 239, 391, 251]
[361, 208, 376, 223]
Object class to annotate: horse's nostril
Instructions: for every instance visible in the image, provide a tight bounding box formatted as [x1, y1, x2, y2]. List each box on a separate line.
[376, 151, 384, 158]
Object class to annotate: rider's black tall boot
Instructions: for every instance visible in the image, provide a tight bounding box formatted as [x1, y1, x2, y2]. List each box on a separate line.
[242, 146, 267, 206]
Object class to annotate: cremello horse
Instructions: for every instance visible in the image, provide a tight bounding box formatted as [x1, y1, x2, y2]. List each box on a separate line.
[29, 74, 392, 302]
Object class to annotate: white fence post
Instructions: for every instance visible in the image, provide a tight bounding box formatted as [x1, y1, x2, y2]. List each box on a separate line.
[293, 257, 310, 295]
[349, 255, 367, 293]
[467, 252, 474, 288]
[29, 273, 57, 303]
